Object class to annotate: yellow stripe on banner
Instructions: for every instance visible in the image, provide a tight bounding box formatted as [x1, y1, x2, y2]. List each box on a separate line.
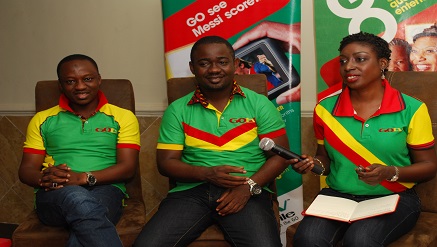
[316, 105, 414, 188]
[185, 130, 258, 151]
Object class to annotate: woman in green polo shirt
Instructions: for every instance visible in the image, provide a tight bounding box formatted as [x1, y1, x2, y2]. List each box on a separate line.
[291, 32, 437, 246]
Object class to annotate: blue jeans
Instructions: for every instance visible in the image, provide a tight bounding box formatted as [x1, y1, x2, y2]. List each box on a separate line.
[133, 183, 281, 247]
[36, 185, 125, 247]
[293, 188, 421, 247]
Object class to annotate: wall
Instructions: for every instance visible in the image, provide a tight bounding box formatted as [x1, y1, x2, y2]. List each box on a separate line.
[0, 1, 317, 224]
[0, 0, 316, 116]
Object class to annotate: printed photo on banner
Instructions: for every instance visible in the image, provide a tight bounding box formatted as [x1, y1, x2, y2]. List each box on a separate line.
[314, 1, 437, 100]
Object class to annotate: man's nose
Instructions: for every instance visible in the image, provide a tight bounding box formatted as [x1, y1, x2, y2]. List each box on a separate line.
[74, 80, 87, 89]
[208, 63, 221, 72]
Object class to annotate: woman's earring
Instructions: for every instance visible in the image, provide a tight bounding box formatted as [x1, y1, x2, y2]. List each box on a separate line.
[381, 69, 385, 80]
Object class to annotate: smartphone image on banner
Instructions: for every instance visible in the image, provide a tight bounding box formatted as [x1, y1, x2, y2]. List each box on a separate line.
[234, 37, 300, 100]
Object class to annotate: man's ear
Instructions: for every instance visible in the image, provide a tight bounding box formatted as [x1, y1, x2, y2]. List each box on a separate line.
[97, 74, 102, 86]
[189, 61, 194, 74]
[58, 80, 63, 92]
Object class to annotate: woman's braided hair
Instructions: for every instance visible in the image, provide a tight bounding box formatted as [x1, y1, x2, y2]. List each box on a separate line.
[339, 31, 391, 61]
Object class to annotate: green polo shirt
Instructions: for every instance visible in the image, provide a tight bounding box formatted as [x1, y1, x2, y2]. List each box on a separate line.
[24, 91, 141, 194]
[158, 82, 286, 192]
[314, 80, 434, 195]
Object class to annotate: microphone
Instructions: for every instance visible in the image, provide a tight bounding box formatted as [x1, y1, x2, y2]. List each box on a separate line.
[259, 137, 325, 175]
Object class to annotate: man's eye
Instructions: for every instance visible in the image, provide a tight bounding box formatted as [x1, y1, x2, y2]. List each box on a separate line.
[199, 62, 209, 67]
[219, 61, 229, 66]
[83, 77, 92, 82]
[65, 80, 75, 85]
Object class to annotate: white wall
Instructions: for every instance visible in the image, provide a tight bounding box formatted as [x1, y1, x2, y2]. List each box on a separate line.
[0, 0, 316, 116]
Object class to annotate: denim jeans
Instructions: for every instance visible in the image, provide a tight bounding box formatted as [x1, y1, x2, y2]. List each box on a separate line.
[293, 188, 421, 247]
[36, 185, 125, 247]
[133, 183, 281, 247]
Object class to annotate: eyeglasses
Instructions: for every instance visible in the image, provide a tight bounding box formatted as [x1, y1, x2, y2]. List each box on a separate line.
[410, 46, 437, 57]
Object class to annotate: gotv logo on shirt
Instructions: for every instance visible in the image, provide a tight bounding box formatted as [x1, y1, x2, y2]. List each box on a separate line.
[95, 127, 117, 133]
[379, 128, 403, 133]
[229, 118, 256, 124]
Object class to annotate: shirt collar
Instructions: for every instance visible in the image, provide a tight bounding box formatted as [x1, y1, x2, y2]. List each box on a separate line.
[187, 80, 246, 108]
[332, 79, 405, 117]
[59, 90, 108, 114]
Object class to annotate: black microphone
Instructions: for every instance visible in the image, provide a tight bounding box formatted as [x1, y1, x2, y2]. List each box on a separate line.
[259, 137, 325, 175]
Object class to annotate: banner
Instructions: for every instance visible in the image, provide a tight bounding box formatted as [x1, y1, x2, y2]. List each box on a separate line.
[314, 0, 437, 99]
[162, 0, 302, 244]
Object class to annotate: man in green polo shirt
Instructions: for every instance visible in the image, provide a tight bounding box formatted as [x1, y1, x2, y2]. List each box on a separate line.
[18, 54, 140, 247]
[134, 36, 289, 247]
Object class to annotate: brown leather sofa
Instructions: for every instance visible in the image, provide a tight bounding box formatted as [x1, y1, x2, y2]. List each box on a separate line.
[12, 75, 277, 247]
[286, 71, 437, 247]
[12, 79, 146, 247]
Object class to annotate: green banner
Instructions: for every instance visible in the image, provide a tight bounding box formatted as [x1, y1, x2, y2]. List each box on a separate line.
[314, 0, 437, 98]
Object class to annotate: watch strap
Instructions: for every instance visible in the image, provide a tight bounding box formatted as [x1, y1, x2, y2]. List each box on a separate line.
[388, 166, 399, 182]
[85, 172, 97, 186]
[247, 178, 261, 195]
[247, 178, 257, 187]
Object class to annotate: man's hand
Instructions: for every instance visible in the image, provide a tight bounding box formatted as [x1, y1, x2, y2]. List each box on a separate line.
[40, 163, 70, 190]
[216, 185, 251, 216]
[276, 84, 301, 105]
[232, 21, 301, 54]
[205, 165, 248, 188]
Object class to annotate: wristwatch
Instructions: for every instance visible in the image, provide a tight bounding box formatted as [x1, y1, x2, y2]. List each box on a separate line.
[85, 172, 97, 186]
[388, 166, 399, 182]
[247, 178, 262, 196]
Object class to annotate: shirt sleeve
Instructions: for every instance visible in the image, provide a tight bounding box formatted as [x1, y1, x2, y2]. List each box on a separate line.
[23, 112, 47, 153]
[313, 104, 326, 145]
[115, 108, 141, 150]
[254, 93, 286, 138]
[407, 103, 435, 149]
[157, 102, 185, 150]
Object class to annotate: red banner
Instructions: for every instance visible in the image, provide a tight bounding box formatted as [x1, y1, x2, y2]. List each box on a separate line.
[163, 0, 289, 52]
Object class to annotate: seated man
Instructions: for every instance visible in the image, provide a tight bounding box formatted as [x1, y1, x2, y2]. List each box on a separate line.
[18, 54, 140, 247]
[134, 36, 289, 247]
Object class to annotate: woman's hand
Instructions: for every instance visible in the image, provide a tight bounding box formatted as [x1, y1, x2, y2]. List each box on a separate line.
[356, 164, 395, 186]
[289, 155, 315, 174]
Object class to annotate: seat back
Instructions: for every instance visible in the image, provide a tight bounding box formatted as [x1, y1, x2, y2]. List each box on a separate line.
[35, 79, 142, 200]
[166, 74, 268, 104]
[386, 71, 437, 213]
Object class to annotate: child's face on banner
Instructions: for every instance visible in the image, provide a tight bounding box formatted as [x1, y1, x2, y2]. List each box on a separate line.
[388, 45, 410, 72]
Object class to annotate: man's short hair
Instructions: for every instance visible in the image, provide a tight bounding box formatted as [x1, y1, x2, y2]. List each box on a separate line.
[190, 36, 235, 61]
[57, 54, 99, 79]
